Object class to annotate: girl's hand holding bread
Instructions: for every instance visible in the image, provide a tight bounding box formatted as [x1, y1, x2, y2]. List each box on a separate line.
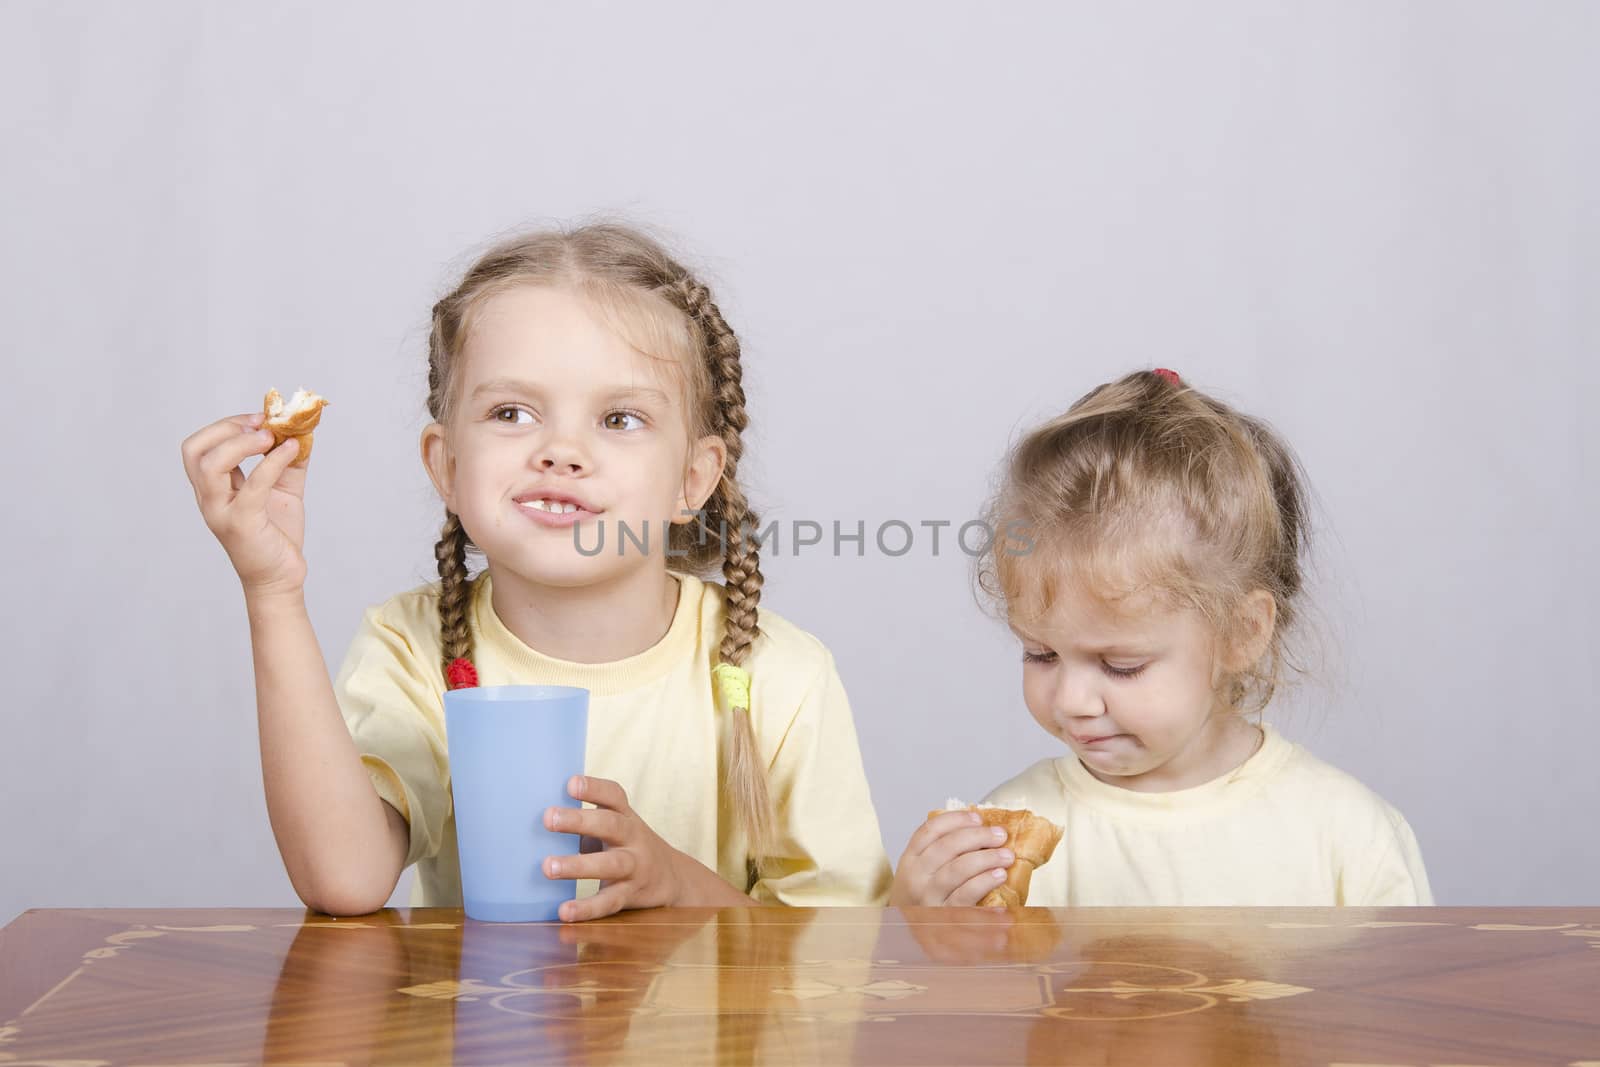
[181, 389, 327, 599]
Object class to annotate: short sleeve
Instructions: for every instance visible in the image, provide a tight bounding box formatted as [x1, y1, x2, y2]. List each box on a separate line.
[1345, 812, 1435, 906]
[333, 605, 452, 869]
[748, 651, 893, 906]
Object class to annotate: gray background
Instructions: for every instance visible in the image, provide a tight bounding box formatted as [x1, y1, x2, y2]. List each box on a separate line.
[2, 1, 1595, 924]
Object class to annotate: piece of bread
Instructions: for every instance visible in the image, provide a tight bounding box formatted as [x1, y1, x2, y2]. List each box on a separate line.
[930, 801, 1064, 907]
[263, 388, 328, 466]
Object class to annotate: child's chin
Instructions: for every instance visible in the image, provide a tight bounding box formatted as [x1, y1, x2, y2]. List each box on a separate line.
[510, 550, 653, 589]
[1073, 745, 1142, 773]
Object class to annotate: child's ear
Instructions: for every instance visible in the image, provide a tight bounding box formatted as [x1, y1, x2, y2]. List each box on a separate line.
[420, 422, 456, 510]
[1224, 589, 1277, 672]
[675, 434, 727, 520]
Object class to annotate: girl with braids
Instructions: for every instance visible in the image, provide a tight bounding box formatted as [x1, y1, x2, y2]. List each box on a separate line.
[893, 369, 1432, 908]
[181, 223, 892, 919]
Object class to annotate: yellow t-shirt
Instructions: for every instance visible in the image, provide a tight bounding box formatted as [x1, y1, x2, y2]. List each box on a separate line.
[982, 725, 1434, 906]
[333, 572, 893, 907]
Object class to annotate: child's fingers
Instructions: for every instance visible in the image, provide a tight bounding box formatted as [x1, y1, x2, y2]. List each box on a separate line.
[947, 864, 1014, 907]
[567, 775, 631, 813]
[920, 824, 1010, 871]
[893, 831, 1012, 906]
[180, 413, 264, 477]
[234, 438, 301, 510]
[200, 428, 276, 478]
[189, 426, 274, 512]
[541, 848, 634, 884]
[559, 883, 628, 923]
[544, 804, 626, 845]
[903, 811, 983, 860]
[931, 847, 1014, 903]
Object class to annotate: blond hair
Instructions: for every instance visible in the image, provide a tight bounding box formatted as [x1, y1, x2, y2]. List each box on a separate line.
[980, 370, 1313, 714]
[426, 223, 775, 860]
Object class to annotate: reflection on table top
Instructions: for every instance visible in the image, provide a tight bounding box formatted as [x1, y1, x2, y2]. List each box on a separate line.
[2, 906, 1598, 1065]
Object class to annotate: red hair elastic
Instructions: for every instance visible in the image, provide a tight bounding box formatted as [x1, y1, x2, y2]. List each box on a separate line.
[447, 658, 479, 690]
[1153, 368, 1181, 385]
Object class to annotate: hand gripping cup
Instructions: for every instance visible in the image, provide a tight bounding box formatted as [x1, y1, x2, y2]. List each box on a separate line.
[443, 685, 589, 922]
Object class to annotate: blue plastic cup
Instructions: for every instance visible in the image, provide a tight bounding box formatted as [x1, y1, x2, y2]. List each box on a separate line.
[443, 684, 589, 922]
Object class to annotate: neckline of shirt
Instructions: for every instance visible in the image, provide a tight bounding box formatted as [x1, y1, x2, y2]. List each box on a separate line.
[1051, 723, 1297, 818]
[472, 571, 704, 696]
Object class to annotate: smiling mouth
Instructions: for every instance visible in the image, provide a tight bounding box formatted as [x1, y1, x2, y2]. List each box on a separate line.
[519, 498, 589, 515]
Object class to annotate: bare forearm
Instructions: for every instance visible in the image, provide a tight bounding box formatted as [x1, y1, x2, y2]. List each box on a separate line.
[673, 853, 757, 908]
[246, 591, 405, 913]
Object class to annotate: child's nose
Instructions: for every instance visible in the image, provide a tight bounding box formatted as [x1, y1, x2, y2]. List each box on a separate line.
[1052, 667, 1102, 720]
[534, 430, 589, 474]
[537, 451, 585, 474]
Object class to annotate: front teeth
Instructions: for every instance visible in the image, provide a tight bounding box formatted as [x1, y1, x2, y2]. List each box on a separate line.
[525, 499, 579, 514]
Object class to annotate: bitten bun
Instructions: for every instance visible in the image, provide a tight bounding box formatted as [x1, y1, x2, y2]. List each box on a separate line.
[263, 388, 328, 466]
[930, 801, 1064, 907]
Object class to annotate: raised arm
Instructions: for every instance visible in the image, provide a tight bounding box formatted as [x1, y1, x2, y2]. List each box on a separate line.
[182, 413, 406, 913]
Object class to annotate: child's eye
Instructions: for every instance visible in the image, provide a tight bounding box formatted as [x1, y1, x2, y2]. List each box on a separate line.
[1022, 650, 1057, 664]
[603, 410, 646, 431]
[490, 405, 535, 425]
[1102, 662, 1148, 679]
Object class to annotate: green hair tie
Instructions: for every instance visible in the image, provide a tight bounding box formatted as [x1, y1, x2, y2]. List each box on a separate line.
[712, 662, 751, 712]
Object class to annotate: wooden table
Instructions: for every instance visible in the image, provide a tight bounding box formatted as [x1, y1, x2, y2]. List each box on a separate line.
[2, 907, 1597, 1065]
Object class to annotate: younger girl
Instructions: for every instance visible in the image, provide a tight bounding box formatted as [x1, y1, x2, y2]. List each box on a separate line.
[892, 369, 1432, 907]
[183, 224, 892, 920]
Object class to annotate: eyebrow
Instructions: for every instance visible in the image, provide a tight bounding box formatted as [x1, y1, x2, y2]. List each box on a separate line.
[1011, 629, 1155, 656]
[602, 386, 673, 406]
[469, 378, 673, 407]
[469, 377, 537, 402]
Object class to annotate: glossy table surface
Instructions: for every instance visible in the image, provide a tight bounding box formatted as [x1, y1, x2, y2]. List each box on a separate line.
[2, 906, 1598, 1065]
